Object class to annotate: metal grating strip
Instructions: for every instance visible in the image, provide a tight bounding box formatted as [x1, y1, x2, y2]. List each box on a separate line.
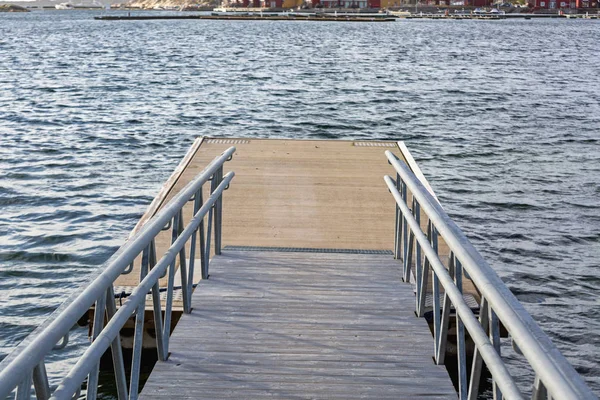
[224, 246, 393, 255]
[206, 139, 250, 144]
[354, 141, 396, 147]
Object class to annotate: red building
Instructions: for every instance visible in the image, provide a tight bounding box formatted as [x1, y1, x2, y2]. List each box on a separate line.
[533, 0, 597, 7]
[240, 0, 262, 6]
[313, 0, 372, 6]
[437, 0, 493, 5]
[532, 0, 573, 7]
[261, 0, 283, 6]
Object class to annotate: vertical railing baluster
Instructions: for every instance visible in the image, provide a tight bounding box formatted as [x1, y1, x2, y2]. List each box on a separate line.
[394, 174, 401, 260]
[150, 238, 166, 361]
[152, 282, 167, 361]
[431, 227, 440, 357]
[401, 182, 409, 281]
[401, 232, 410, 283]
[32, 361, 51, 400]
[205, 194, 214, 278]
[213, 166, 223, 255]
[15, 373, 32, 400]
[468, 296, 489, 400]
[414, 200, 423, 314]
[129, 306, 144, 400]
[129, 246, 150, 399]
[490, 305, 503, 400]
[198, 188, 208, 280]
[417, 218, 430, 318]
[177, 212, 191, 314]
[456, 258, 467, 399]
[161, 216, 178, 358]
[436, 252, 454, 364]
[187, 232, 196, 299]
[532, 375, 548, 400]
[186, 187, 202, 304]
[86, 287, 107, 400]
[218, 168, 224, 253]
[404, 193, 414, 285]
[105, 285, 128, 400]
[405, 231, 414, 288]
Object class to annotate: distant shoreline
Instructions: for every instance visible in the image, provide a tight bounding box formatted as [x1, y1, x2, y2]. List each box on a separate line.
[2, 2, 598, 16]
[95, 13, 397, 21]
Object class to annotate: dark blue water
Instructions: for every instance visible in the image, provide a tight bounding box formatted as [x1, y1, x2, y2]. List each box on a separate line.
[1, 10, 599, 395]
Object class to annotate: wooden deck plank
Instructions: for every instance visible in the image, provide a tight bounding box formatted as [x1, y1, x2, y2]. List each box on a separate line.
[114, 138, 479, 315]
[140, 250, 456, 399]
[116, 139, 404, 288]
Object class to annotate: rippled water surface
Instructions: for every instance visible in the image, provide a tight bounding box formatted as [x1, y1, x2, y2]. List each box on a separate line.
[1, 10, 599, 395]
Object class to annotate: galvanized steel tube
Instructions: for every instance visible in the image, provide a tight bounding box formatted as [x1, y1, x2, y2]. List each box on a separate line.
[386, 151, 596, 400]
[51, 172, 234, 400]
[385, 175, 523, 400]
[0, 147, 236, 399]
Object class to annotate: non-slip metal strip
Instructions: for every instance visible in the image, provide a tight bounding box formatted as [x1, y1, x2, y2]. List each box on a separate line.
[224, 245, 393, 255]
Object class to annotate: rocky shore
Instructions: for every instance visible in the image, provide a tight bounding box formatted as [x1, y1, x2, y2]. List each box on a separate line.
[0, 4, 29, 11]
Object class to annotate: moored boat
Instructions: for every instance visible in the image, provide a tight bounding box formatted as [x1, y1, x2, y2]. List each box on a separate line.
[55, 2, 74, 9]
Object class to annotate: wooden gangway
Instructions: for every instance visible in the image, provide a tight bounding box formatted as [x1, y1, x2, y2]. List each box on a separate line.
[117, 138, 479, 308]
[1, 139, 596, 400]
[140, 249, 456, 399]
[129, 138, 456, 397]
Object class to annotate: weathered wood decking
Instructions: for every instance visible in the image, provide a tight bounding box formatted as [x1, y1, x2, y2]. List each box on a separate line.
[104, 138, 480, 366]
[140, 249, 456, 399]
[116, 138, 479, 308]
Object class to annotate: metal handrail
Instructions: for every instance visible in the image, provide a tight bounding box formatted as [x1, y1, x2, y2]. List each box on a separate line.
[385, 150, 597, 400]
[0, 146, 236, 400]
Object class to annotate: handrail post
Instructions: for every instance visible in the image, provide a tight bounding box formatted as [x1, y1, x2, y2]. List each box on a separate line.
[198, 188, 208, 280]
[401, 181, 408, 280]
[394, 173, 401, 260]
[15, 373, 31, 400]
[129, 245, 150, 399]
[532, 376, 548, 400]
[490, 306, 503, 400]
[32, 362, 50, 400]
[437, 252, 453, 365]
[213, 166, 223, 255]
[468, 296, 489, 400]
[86, 287, 108, 400]
[177, 211, 191, 314]
[431, 227, 441, 359]
[204, 193, 213, 277]
[415, 200, 425, 316]
[455, 259, 467, 400]
[105, 285, 128, 400]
